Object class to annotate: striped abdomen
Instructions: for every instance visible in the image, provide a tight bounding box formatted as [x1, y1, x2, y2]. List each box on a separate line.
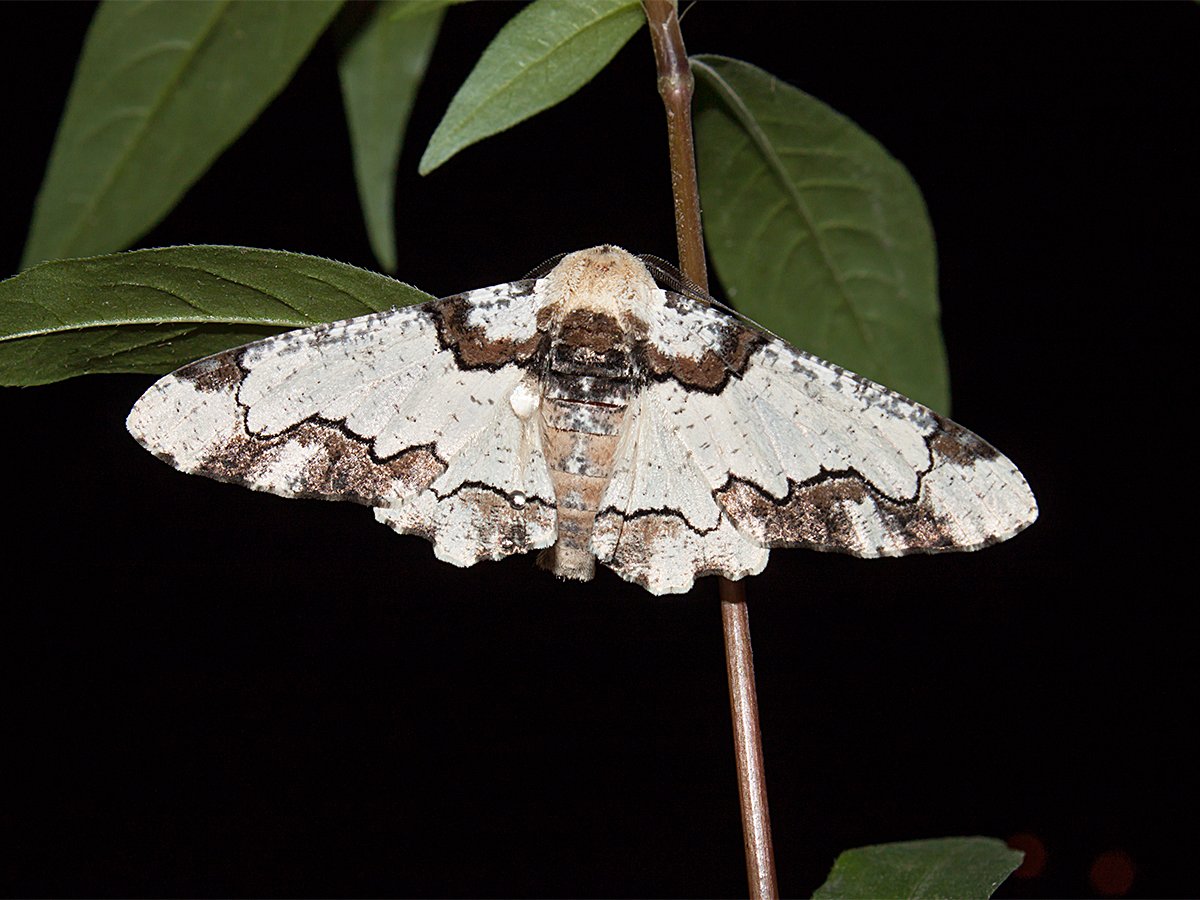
[538, 309, 633, 580]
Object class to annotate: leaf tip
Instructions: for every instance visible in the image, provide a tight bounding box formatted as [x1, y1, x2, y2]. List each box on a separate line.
[416, 147, 441, 177]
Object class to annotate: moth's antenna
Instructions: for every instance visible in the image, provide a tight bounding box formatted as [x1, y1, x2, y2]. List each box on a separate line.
[523, 252, 568, 280]
[638, 254, 713, 303]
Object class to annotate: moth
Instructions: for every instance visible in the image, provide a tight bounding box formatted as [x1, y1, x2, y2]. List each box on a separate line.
[127, 245, 1037, 594]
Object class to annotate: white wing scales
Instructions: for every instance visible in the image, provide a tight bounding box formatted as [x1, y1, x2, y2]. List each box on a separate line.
[375, 369, 557, 566]
[127, 283, 557, 565]
[591, 388, 769, 594]
[614, 288, 1038, 571]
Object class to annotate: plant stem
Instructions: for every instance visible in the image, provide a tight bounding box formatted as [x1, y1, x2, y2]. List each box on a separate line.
[642, 2, 778, 896]
[720, 583, 776, 897]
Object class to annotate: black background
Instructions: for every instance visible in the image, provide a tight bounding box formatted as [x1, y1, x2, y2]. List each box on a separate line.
[1, 3, 1195, 898]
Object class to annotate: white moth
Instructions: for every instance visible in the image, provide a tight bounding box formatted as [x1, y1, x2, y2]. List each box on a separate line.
[127, 245, 1037, 595]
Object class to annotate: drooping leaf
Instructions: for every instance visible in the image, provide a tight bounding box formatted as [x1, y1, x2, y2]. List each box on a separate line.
[389, 0, 469, 22]
[693, 55, 949, 413]
[337, 0, 447, 272]
[813, 837, 1023, 900]
[418, 0, 644, 175]
[21, 0, 343, 269]
[0, 246, 432, 386]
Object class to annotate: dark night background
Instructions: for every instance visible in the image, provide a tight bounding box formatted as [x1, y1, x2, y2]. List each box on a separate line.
[1, 3, 1194, 897]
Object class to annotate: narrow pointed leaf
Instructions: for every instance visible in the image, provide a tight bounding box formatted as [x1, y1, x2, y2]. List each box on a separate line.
[21, 0, 343, 269]
[338, 0, 447, 272]
[418, 0, 643, 175]
[813, 837, 1023, 900]
[389, 0, 469, 22]
[0, 246, 432, 386]
[693, 55, 949, 413]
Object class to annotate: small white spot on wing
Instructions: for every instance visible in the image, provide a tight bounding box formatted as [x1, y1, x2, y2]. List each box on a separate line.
[509, 378, 541, 421]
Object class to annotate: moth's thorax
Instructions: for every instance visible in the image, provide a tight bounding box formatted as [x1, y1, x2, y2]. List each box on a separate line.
[542, 244, 657, 326]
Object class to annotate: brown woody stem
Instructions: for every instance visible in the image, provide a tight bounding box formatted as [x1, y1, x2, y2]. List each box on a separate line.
[641, 1, 778, 896]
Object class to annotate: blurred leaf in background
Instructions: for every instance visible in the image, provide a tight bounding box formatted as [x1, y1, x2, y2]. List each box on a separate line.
[22, 0, 342, 269]
[338, 0, 447, 272]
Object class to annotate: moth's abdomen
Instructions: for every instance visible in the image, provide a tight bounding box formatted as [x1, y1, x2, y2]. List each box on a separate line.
[537, 310, 634, 581]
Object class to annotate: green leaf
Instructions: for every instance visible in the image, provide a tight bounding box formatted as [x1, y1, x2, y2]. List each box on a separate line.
[813, 837, 1023, 900]
[389, 0, 469, 22]
[0, 246, 432, 386]
[21, 0, 343, 270]
[418, 0, 643, 175]
[338, 1, 446, 273]
[693, 55, 949, 413]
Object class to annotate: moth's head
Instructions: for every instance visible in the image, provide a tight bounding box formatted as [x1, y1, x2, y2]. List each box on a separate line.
[544, 245, 657, 316]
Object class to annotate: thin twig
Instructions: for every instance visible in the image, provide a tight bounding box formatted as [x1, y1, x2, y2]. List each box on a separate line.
[720, 582, 776, 897]
[641, 2, 778, 896]
[642, 0, 706, 285]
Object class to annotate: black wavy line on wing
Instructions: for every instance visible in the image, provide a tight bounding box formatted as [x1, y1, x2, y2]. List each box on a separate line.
[712, 416, 1016, 555]
[432, 479, 554, 510]
[587, 411, 1007, 552]
[154, 347, 450, 505]
[592, 503, 724, 537]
